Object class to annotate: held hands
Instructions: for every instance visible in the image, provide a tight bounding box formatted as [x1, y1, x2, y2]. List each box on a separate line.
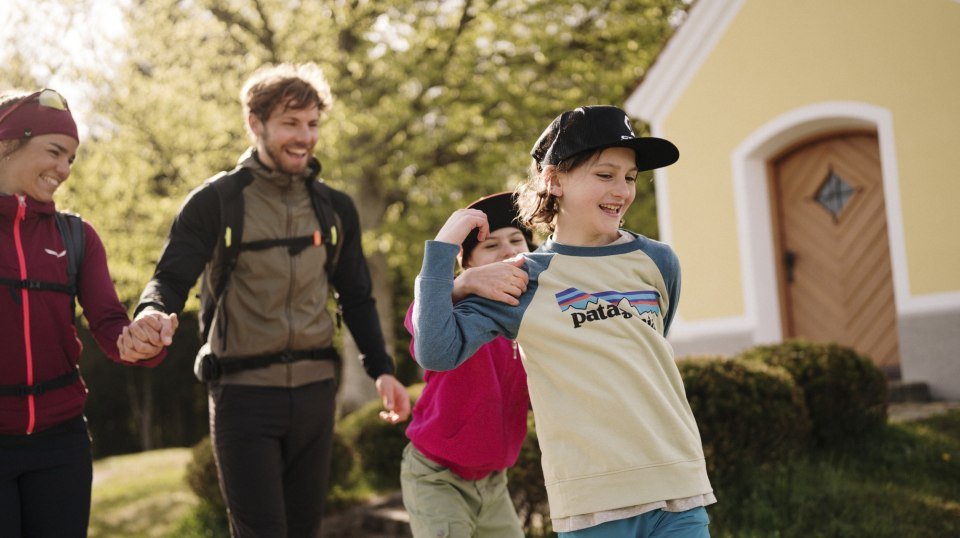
[376, 374, 411, 424]
[118, 311, 179, 362]
[454, 256, 528, 305]
[435, 208, 489, 246]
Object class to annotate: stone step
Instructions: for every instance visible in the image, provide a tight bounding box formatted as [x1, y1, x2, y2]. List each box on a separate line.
[362, 505, 412, 537]
[887, 380, 931, 403]
[361, 491, 412, 537]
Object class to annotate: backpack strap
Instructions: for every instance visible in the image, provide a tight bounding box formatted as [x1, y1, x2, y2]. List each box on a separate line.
[0, 212, 84, 317]
[307, 180, 341, 277]
[55, 211, 85, 316]
[199, 167, 253, 342]
[199, 166, 344, 342]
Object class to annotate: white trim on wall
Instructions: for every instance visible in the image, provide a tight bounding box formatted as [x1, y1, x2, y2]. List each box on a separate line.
[625, 0, 744, 126]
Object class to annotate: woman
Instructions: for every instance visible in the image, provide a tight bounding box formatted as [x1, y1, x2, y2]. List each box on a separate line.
[0, 88, 173, 537]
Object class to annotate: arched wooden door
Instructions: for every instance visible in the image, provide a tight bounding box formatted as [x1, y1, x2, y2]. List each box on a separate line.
[770, 132, 900, 375]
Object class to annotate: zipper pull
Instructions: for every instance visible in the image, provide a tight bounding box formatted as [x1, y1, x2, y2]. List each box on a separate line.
[512, 340, 518, 360]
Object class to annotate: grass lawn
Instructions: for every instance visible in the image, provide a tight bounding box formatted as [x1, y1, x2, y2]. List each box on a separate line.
[89, 447, 198, 538]
[89, 411, 960, 537]
[709, 410, 960, 537]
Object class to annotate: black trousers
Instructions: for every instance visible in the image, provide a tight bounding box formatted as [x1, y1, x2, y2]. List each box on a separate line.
[0, 415, 93, 538]
[209, 379, 337, 538]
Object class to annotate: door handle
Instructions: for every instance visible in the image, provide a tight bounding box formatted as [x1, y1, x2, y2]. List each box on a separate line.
[784, 250, 797, 283]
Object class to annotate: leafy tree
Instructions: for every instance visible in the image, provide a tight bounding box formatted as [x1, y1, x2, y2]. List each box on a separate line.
[2, 0, 688, 451]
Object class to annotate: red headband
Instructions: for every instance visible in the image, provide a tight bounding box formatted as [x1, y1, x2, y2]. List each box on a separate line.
[0, 90, 79, 142]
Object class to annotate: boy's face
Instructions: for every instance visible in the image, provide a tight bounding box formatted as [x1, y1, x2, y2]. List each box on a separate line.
[250, 101, 320, 175]
[464, 226, 530, 268]
[553, 146, 638, 246]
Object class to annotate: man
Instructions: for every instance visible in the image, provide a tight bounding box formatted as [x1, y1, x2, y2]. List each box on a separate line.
[124, 63, 409, 537]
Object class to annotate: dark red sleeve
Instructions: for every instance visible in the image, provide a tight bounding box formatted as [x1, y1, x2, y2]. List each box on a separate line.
[77, 221, 165, 367]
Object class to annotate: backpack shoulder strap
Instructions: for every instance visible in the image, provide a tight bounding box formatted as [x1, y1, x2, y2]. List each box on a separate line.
[208, 167, 254, 298]
[54, 211, 85, 315]
[199, 167, 254, 341]
[308, 179, 342, 278]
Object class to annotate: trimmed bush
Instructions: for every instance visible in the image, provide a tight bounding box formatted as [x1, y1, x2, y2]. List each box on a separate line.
[678, 355, 811, 477]
[337, 383, 424, 491]
[736, 340, 888, 447]
[186, 428, 357, 519]
[185, 436, 225, 515]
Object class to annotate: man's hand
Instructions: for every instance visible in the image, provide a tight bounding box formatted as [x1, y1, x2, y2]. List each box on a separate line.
[118, 311, 179, 362]
[375, 374, 411, 424]
[454, 255, 528, 305]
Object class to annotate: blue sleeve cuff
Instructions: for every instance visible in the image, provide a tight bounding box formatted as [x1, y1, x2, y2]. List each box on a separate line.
[420, 240, 460, 280]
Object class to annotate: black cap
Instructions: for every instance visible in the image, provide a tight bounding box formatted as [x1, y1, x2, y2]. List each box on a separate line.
[530, 105, 679, 172]
[460, 192, 534, 264]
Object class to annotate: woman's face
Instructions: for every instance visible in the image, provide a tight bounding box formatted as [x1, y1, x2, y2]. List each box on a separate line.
[464, 226, 530, 268]
[551, 146, 638, 246]
[0, 134, 77, 202]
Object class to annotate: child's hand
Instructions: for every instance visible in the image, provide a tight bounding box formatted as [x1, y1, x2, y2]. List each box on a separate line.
[435, 208, 489, 246]
[454, 256, 528, 305]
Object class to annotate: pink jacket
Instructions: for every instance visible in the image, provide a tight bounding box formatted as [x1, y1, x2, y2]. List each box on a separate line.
[1, 194, 163, 436]
[404, 302, 529, 480]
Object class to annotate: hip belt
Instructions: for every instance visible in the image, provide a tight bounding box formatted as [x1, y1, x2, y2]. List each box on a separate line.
[0, 369, 81, 397]
[196, 347, 339, 382]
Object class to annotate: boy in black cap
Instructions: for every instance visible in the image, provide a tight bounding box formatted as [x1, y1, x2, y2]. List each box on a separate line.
[401, 192, 533, 537]
[412, 106, 714, 537]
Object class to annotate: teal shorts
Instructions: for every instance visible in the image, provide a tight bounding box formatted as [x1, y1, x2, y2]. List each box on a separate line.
[558, 507, 710, 538]
[400, 443, 524, 538]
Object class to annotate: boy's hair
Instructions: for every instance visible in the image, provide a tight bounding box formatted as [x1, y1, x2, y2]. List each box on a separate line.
[240, 63, 333, 141]
[515, 150, 600, 234]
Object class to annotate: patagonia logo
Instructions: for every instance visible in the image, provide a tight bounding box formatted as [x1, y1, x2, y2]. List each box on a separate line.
[555, 287, 661, 330]
[45, 248, 67, 258]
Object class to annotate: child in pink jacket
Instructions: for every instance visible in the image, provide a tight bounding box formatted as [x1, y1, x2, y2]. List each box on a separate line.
[402, 192, 532, 537]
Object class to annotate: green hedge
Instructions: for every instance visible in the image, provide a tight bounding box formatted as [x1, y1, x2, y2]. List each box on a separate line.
[679, 356, 811, 477]
[736, 340, 888, 447]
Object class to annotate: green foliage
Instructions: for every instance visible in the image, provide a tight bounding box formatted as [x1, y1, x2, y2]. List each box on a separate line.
[737, 340, 888, 447]
[709, 411, 960, 538]
[678, 355, 811, 477]
[185, 436, 226, 518]
[337, 383, 425, 491]
[2, 0, 690, 457]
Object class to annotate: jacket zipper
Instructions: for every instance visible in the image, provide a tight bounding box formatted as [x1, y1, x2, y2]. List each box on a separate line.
[13, 195, 36, 434]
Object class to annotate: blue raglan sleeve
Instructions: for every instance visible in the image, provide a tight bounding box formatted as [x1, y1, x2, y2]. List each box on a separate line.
[659, 245, 682, 336]
[412, 240, 525, 371]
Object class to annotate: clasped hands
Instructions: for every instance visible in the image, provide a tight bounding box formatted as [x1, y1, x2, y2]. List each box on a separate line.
[117, 310, 179, 362]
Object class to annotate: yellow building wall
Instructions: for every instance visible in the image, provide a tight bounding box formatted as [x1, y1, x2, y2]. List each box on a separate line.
[663, 0, 960, 320]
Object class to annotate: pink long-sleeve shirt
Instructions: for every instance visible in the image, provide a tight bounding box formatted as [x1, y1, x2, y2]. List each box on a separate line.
[404, 302, 529, 480]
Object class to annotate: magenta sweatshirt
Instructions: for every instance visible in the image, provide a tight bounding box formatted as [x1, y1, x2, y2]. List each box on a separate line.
[404, 302, 529, 480]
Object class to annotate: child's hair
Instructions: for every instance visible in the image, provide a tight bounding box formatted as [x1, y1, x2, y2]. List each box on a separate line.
[515, 150, 601, 234]
[241, 63, 333, 141]
[518, 105, 679, 234]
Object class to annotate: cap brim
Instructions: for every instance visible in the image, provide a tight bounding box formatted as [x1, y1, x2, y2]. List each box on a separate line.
[606, 137, 679, 172]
